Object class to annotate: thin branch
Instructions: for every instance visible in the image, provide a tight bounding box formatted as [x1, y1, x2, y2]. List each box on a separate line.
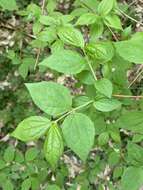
[128, 65, 143, 88]
[107, 25, 119, 41]
[117, 8, 143, 26]
[83, 49, 97, 81]
[34, 0, 46, 70]
[54, 100, 93, 123]
[113, 94, 143, 99]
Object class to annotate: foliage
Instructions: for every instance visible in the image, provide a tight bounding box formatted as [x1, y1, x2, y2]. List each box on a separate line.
[0, 0, 143, 189]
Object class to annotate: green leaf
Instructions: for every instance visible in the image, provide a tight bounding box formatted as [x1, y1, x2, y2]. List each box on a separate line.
[0, 0, 17, 10]
[115, 36, 143, 63]
[94, 98, 121, 112]
[62, 113, 95, 161]
[127, 142, 143, 166]
[44, 124, 64, 168]
[12, 116, 51, 142]
[75, 13, 98, 25]
[2, 180, 14, 190]
[98, 0, 115, 16]
[98, 132, 109, 146]
[25, 147, 39, 162]
[21, 178, 31, 190]
[94, 78, 113, 98]
[46, 185, 60, 190]
[121, 167, 143, 190]
[25, 82, 72, 116]
[116, 111, 143, 133]
[0, 159, 6, 169]
[104, 14, 122, 30]
[58, 26, 84, 48]
[3, 146, 15, 163]
[39, 15, 58, 26]
[86, 41, 114, 63]
[38, 28, 56, 43]
[39, 50, 86, 75]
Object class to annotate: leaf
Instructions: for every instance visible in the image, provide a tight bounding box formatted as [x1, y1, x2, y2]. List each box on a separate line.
[0, 0, 17, 10]
[3, 146, 15, 163]
[12, 116, 51, 142]
[104, 14, 122, 30]
[39, 50, 86, 75]
[2, 180, 14, 190]
[75, 13, 98, 25]
[39, 15, 58, 26]
[86, 41, 114, 63]
[94, 98, 121, 112]
[116, 111, 143, 133]
[44, 124, 64, 168]
[21, 178, 31, 190]
[127, 142, 143, 166]
[62, 113, 95, 161]
[94, 78, 113, 98]
[25, 147, 39, 162]
[115, 36, 143, 63]
[25, 82, 72, 116]
[98, 0, 115, 16]
[98, 132, 109, 146]
[46, 185, 60, 190]
[58, 26, 84, 48]
[38, 28, 57, 43]
[121, 167, 143, 190]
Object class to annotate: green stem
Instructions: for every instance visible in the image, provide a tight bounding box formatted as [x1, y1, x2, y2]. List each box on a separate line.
[117, 8, 143, 26]
[83, 49, 97, 81]
[54, 100, 93, 123]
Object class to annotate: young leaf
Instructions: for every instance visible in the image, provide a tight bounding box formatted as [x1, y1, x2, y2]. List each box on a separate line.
[98, 0, 115, 16]
[62, 113, 95, 161]
[94, 98, 121, 112]
[0, 0, 17, 10]
[39, 50, 86, 75]
[116, 111, 143, 133]
[12, 116, 51, 142]
[25, 147, 39, 162]
[86, 41, 114, 63]
[104, 14, 122, 30]
[58, 26, 84, 48]
[44, 124, 64, 168]
[25, 82, 72, 116]
[121, 167, 143, 190]
[3, 146, 15, 163]
[21, 178, 31, 190]
[115, 36, 143, 63]
[39, 15, 58, 26]
[75, 13, 98, 26]
[94, 78, 113, 98]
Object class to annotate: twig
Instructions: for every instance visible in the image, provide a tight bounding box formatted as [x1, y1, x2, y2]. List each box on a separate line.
[55, 100, 93, 123]
[34, 0, 46, 70]
[113, 94, 143, 99]
[117, 8, 143, 26]
[83, 49, 97, 81]
[128, 65, 143, 88]
[107, 25, 119, 41]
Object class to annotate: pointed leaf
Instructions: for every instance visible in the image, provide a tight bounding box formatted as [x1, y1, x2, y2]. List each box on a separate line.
[95, 78, 113, 98]
[94, 98, 121, 112]
[12, 116, 51, 142]
[75, 13, 98, 26]
[44, 124, 64, 168]
[62, 113, 95, 161]
[39, 50, 86, 74]
[98, 0, 115, 16]
[58, 26, 84, 48]
[25, 82, 72, 116]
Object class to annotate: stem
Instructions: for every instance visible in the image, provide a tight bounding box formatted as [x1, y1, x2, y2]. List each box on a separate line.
[54, 100, 93, 123]
[83, 49, 97, 81]
[34, 0, 46, 70]
[128, 65, 143, 88]
[113, 94, 143, 99]
[107, 25, 119, 41]
[117, 8, 143, 27]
